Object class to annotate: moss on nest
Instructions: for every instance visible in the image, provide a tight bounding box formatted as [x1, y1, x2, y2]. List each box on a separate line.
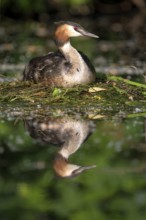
[0, 76, 145, 117]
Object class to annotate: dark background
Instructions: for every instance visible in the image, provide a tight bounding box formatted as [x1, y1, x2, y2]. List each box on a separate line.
[1, 0, 146, 21]
[1, 0, 146, 81]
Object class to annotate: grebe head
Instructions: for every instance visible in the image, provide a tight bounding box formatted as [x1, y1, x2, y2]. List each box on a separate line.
[54, 21, 99, 46]
[53, 153, 96, 178]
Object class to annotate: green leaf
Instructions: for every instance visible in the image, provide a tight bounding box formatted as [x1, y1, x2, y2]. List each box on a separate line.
[52, 88, 61, 97]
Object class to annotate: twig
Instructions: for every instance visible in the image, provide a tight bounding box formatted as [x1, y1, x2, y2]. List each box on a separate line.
[109, 76, 146, 89]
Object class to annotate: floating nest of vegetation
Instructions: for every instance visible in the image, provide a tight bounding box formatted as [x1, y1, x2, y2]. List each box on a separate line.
[0, 76, 146, 118]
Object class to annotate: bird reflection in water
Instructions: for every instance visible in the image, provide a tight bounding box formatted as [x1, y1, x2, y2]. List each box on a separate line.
[24, 117, 96, 178]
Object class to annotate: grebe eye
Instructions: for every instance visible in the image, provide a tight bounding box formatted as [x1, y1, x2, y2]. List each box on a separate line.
[74, 26, 78, 31]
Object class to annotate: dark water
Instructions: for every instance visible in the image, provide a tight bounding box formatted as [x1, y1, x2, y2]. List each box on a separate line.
[0, 111, 146, 220]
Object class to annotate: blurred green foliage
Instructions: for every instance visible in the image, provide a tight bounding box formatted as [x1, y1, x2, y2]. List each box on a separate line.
[2, 0, 46, 18]
[1, 0, 91, 19]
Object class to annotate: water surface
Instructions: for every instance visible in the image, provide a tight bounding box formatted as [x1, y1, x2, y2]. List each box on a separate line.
[0, 111, 146, 220]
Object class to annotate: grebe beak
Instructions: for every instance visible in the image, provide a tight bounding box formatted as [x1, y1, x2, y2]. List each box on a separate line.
[80, 29, 99, 38]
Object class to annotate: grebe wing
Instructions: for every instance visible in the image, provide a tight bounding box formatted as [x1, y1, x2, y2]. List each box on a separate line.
[23, 51, 66, 82]
[78, 51, 96, 74]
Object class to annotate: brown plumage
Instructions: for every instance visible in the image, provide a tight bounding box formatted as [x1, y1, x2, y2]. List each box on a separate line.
[55, 24, 70, 46]
[53, 154, 68, 177]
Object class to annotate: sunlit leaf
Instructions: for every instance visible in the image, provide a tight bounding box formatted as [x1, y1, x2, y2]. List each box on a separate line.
[88, 87, 106, 93]
[88, 114, 105, 119]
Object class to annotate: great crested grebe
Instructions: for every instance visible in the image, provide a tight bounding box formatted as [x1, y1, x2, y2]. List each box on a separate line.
[23, 21, 99, 87]
[24, 117, 96, 178]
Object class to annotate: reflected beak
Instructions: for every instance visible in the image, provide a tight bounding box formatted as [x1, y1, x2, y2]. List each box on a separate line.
[76, 165, 96, 174]
[80, 29, 99, 38]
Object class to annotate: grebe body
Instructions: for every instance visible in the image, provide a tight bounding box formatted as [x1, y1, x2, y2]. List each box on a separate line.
[23, 21, 99, 87]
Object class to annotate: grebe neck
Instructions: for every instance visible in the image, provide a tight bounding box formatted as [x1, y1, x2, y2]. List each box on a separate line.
[59, 41, 79, 62]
